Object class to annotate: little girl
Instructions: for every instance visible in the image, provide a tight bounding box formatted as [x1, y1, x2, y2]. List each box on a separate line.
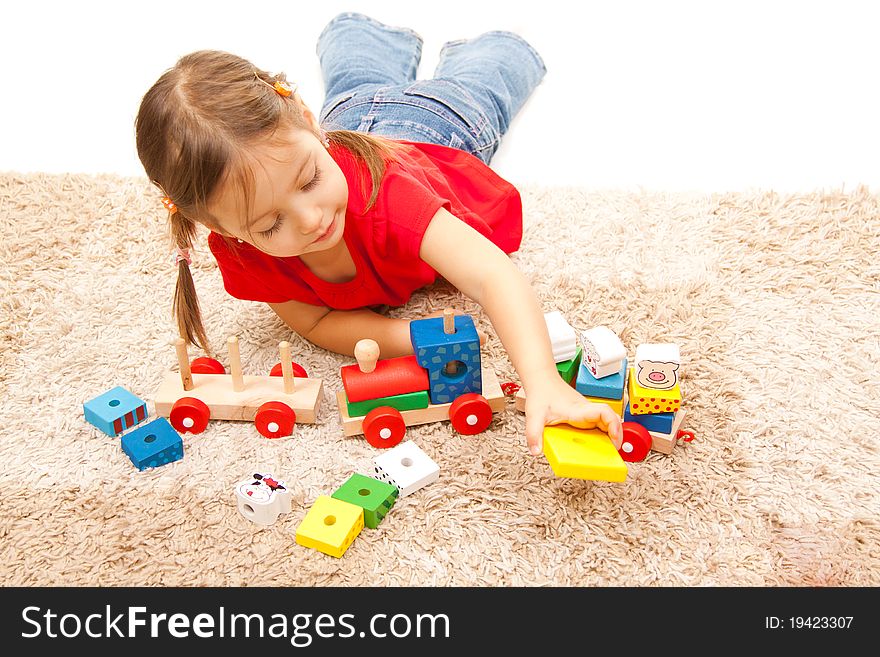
[135, 12, 622, 456]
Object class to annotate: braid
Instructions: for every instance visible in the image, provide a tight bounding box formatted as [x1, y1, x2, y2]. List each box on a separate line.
[169, 212, 210, 354]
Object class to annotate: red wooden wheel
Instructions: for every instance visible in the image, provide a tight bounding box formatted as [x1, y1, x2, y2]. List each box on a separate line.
[362, 407, 406, 449]
[449, 393, 493, 435]
[619, 421, 652, 462]
[169, 397, 211, 434]
[269, 362, 308, 378]
[190, 357, 225, 374]
[254, 401, 296, 438]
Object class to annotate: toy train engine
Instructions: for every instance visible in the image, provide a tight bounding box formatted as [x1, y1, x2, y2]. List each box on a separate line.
[336, 310, 507, 448]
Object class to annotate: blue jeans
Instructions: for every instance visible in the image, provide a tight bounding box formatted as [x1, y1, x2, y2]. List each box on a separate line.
[316, 12, 547, 165]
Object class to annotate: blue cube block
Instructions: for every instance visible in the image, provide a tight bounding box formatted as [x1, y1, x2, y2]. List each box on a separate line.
[83, 386, 148, 437]
[410, 315, 482, 404]
[121, 417, 183, 471]
[623, 401, 675, 434]
[575, 358, 627, 400]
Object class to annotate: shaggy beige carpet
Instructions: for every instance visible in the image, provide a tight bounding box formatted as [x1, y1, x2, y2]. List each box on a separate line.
[1, 173, 877, 587]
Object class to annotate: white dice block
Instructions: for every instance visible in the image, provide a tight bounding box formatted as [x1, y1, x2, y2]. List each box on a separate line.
[235, 472, 292, 526]
[373, 440, 440, 497]
[544, 311, 578, 362]
[634, 343, 681, 390]
[580, 326, 627, 379]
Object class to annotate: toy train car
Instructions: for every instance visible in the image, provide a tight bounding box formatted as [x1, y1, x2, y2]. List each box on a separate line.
[336, 311, 506, 448]
[154, 337, 323, 438]
[515, 321, 695, 463]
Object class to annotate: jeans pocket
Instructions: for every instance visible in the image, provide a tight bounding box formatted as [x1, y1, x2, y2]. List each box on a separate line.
[402, 80, 495, 145]
[319, 91, 358, 125]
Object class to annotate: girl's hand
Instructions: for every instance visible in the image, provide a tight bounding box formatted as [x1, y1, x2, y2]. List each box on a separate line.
[523, 377, 623, 456]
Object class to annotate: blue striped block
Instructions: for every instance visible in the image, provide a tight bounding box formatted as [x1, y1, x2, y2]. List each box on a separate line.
[83, 386, 148, 437]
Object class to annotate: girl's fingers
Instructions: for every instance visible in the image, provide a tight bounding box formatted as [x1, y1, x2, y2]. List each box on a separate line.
[525, 411, 545, 456]
[566, 402, 624, 449]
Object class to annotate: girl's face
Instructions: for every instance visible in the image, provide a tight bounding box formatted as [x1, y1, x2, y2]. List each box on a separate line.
[208, 125, 349, 258]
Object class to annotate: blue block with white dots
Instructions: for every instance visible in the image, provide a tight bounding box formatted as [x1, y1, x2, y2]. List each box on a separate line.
[575, 358, 627, 400]
[409, 315, 481, 404]
[121, 417, 183, 471]
[623, 401, 675, 434]
[83, 386, 148, 437]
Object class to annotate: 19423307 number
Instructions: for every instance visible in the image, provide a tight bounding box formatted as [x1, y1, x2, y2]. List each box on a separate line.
[790, 617, 853, 629]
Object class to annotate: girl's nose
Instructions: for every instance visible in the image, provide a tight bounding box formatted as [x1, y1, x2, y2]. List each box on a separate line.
[298, 207, 323, 234]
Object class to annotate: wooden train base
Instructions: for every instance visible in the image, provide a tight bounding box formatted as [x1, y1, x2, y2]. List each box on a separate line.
[154, 337, 323, 438]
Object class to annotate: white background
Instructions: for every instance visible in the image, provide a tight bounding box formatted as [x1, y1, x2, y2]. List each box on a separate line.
[2, 0, 878, 191]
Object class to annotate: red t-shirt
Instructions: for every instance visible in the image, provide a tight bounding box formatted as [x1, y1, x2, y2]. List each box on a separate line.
[208, 140, 522, 309]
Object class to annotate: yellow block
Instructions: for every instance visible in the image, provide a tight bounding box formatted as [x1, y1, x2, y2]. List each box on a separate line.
[627, 368, 681, 415]
[584, 395, 624, 416]
[295, 495, 364, 558]
[543, 424, 627, 482]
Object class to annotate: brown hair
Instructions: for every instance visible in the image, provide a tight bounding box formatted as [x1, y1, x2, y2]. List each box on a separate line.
[135, 49, 396, 352]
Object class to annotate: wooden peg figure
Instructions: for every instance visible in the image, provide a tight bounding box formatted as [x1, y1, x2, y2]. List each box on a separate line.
[355, 339, 380, 373]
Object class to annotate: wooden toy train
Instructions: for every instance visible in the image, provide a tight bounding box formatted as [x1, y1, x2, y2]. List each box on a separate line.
[154, 337, 323, 438]
[337, 309, 505, 448]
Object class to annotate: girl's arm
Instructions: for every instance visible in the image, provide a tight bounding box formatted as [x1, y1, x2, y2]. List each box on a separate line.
[419, 207, 623, 455]
[268, 299, 486, 359]
[268, 300, 413, 358]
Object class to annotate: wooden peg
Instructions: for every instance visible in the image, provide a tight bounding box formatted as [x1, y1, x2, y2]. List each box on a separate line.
[279, 341, 295, 393]
[174, 338, 193, 391]
[227, 336, 244, 392]
[443, 308, 455, 334]
[354, 339, 380, 373]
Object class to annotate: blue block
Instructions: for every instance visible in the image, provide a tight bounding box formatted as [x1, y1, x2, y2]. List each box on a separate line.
[83, 386, 148, 437]
[410, 315, 482, 404]
[121, 417, 183, 471]
[575, 358, 627, 399]
[623, 401, 675, 434]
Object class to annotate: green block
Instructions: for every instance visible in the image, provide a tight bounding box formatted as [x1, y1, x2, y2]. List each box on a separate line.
[332, 473, 398, 529]
[557, 346, 583, 384]
[346, 390, 429, 418]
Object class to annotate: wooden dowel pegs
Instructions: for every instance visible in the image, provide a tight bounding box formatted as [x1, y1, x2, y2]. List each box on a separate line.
[279, 341, 295, 394]
[174, 338, 194, 391]
[227, 336, 245, 392]
[354, 339, 380, 373]
[442, 309, 459, 375]
[443, 308, 455, 334]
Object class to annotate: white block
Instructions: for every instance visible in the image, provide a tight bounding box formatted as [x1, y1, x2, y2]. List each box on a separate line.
[544, 311, 578, 362]
[634, 343, 681, 390]
[235, 472, 292, 526]
[580, 326, 627, 378]
[373, 440, 439, 497]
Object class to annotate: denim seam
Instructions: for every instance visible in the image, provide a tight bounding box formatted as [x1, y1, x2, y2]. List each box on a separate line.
[403, 81, 491, 136]
[321, 97, 375, 124]
[377, 96, 490, 142]
[474, 31, 547, 74]
[317, 12, 424, 56]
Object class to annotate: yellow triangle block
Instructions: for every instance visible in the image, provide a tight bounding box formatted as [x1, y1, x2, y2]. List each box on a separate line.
[543, 424, 628, 482]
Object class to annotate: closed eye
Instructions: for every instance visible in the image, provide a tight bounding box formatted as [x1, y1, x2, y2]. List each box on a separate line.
[302, 166, 322, 191]
[259, 214, 284, 238]
[257, 167, 322, 239]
